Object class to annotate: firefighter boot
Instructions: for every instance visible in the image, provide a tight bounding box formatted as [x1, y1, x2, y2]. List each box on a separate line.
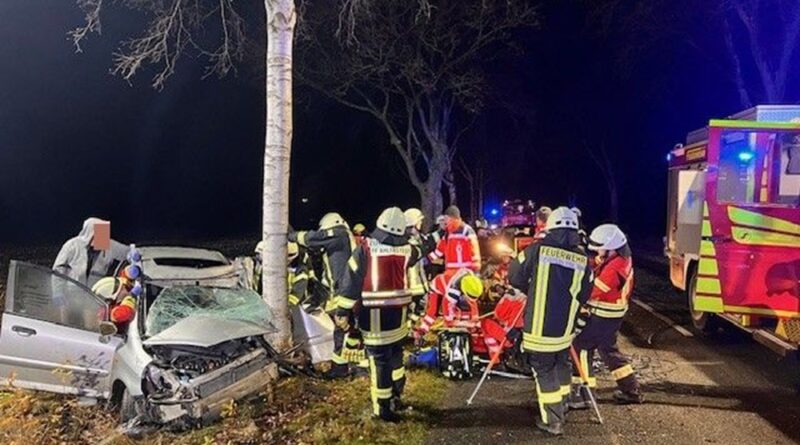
[535, 418, 564, 436]
[567, 384, 589, 410]
[375, 399, 402, 423]
[613, 389, 644, 404]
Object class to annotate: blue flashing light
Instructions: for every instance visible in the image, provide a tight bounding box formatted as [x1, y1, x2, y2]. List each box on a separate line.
[489, 208, 499, 216]
[738, 151, 755, 162]
[666, 153, 672, 162]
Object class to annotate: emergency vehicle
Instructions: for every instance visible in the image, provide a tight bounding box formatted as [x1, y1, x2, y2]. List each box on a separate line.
[499, 199, 537, 253]
[665, 105, 800, 356]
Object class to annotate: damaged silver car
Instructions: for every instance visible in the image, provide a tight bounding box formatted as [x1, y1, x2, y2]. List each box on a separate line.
[0, 246, 278, 429]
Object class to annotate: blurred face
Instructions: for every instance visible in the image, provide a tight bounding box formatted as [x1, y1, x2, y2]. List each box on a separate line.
[91, 222, 111, 251]
[501, 255, 512, 265]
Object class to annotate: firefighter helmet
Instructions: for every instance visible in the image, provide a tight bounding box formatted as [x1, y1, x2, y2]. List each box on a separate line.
[460, 274, 484, 298]
[588, 224, 628, 252]
[319, 212, 348, 230]
[92, 277, 124, 301]
[545, 207, 579, 231]
[376, 207, 407, 236]
[287, 242, 299, 261]
[404, 208, 424, 228]
[254, 240, 267, 256]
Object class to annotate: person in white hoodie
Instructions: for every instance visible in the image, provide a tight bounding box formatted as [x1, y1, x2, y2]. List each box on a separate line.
[53, 218, 128, 288]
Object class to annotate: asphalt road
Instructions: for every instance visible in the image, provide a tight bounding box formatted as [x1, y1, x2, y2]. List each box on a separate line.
[424, 253, 800, 445]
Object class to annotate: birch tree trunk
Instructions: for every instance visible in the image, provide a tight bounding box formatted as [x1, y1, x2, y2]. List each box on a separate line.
[263, 0, 296, 351]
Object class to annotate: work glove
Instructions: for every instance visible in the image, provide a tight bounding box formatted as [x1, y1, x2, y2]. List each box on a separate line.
[575, 309, 591, 334]
[333, 309, 351, 331]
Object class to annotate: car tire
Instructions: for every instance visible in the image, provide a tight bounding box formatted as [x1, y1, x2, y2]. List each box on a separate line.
[119, 388, 137, 424]
[687, 270, 720, 333]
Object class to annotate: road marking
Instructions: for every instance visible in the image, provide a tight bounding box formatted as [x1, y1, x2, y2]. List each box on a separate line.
[632, 300, 694, 337]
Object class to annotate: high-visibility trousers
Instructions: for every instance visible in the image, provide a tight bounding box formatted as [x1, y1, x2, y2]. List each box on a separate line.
[365, 341, 405, 417]
[528, 349, 571, 425]
[572, 316, 639, 394]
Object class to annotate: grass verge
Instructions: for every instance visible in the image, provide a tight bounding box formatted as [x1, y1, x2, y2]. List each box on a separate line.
[0, 370, 450, 445]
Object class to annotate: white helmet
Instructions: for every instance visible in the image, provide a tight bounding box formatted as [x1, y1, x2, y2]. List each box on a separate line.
[319, 212, 348, 230]
[92, 277, 124, 301]
[287, 242, 299, 261]
[545, 206, 579, 231]
[404, 208, 424, 228]
[254, 240, 267, 256]
[376, 207, 407, 236]
[588, 224, 628, 251]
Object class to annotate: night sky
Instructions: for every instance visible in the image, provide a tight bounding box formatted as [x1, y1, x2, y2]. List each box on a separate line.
[0, 1, 792, 245]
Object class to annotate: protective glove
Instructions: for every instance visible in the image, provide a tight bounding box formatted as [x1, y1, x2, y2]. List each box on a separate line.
[575, 309, 591, 334]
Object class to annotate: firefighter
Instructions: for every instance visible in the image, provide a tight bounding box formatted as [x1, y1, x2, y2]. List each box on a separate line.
[92, 276, 137, 330]
[286, 242, 311, 306]
[481, 286, 526, 358]
[571, 207, 589, 251]
[429, 206, 481, 278]
[509, 207, 593, 436]
[353, 223, 367, 245]
[415, 269, 484, 340]
[483, 243, 515, 303]
[404, 208, 429, 319]
[289, 212, 359, 377]
[533, 206, 552, 240]
[336, 207, 423, 422]
[570, 224, 643, 406]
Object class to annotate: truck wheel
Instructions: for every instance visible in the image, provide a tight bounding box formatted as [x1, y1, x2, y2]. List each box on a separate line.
[687, 271, 719, 333]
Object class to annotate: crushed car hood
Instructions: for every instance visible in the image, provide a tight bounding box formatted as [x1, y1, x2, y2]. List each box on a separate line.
[142, 315, 274, 348]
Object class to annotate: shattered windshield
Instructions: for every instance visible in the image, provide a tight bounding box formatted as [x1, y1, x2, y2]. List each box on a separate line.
[145, 286, 273, 337]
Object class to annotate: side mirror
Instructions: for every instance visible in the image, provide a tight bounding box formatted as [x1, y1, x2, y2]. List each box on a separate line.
[99, 321, 118, 337]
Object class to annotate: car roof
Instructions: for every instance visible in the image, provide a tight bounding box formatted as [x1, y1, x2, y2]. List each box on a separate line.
[138, 246, 229, 262]
[137, 246, 237, 282]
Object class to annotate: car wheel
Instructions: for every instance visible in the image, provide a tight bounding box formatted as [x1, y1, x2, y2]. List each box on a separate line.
[687, 271, 720, 333]
[119, 388, 137, 423]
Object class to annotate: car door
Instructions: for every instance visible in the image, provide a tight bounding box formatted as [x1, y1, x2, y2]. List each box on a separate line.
[0, 261, 124, 398]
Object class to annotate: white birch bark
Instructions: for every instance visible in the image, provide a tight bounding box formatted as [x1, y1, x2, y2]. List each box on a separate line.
[263, 0, 296, 351]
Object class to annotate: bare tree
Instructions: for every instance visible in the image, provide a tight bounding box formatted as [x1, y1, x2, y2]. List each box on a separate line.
[297, 0, 537, 225]
[584, 0, 800, 107]
[71, 0, 296, 350]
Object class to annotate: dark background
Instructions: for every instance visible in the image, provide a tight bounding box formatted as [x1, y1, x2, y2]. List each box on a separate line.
[0, 1, 775, 246]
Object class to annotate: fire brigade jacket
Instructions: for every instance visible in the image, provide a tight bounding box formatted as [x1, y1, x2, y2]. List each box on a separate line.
[509, 229, 593, 353]
[288, 252, 315, 306]
[337, 229, 423, 346]
[430, 222, 481, 271]
[407, 232, 437, 296]
[290, 226, 356, 293]
[587, 253, 634, 319]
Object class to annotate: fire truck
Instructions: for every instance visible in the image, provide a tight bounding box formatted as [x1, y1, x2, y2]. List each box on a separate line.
[665, 105, 800, 356]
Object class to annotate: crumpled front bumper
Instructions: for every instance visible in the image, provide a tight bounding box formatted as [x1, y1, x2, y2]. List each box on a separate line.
[150, 348, 279, 424]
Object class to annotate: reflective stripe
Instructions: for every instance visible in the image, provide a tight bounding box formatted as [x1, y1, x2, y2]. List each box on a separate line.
[537, 388, 562, 405]
[332, 353, 348, 365]
[565, 269, 584, 334]
[298, 232, 307, 246]
[611, 364, 634, 380]
[696, 277, 721, 294]
[446, 261, 475, 268]
[346, 336, 361, 347]
[517, 251, 526, 263]
[392, 367, 405, 381]
[348, 256, 358, 272]
[697, 257, 718, 276]
[560, 385, 571, 397]
[364, 289, 412, 298]
[288, 294, 300, 305]
[700, 240, 716, 256]
[588, 306, 627, 318]
[693, 295, 724, 313]
[362, 325, 408, 346]
[532, 263, 549, 337]
[594, 279, 611, 293]
[702, 220, 712, 237]
[362, 296, 413, 307]
[522, 334, 572, 352]
[338, 296, 357, 310]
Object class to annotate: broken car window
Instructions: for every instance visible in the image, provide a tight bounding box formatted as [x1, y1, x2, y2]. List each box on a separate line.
[144, 286, 273, 337]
